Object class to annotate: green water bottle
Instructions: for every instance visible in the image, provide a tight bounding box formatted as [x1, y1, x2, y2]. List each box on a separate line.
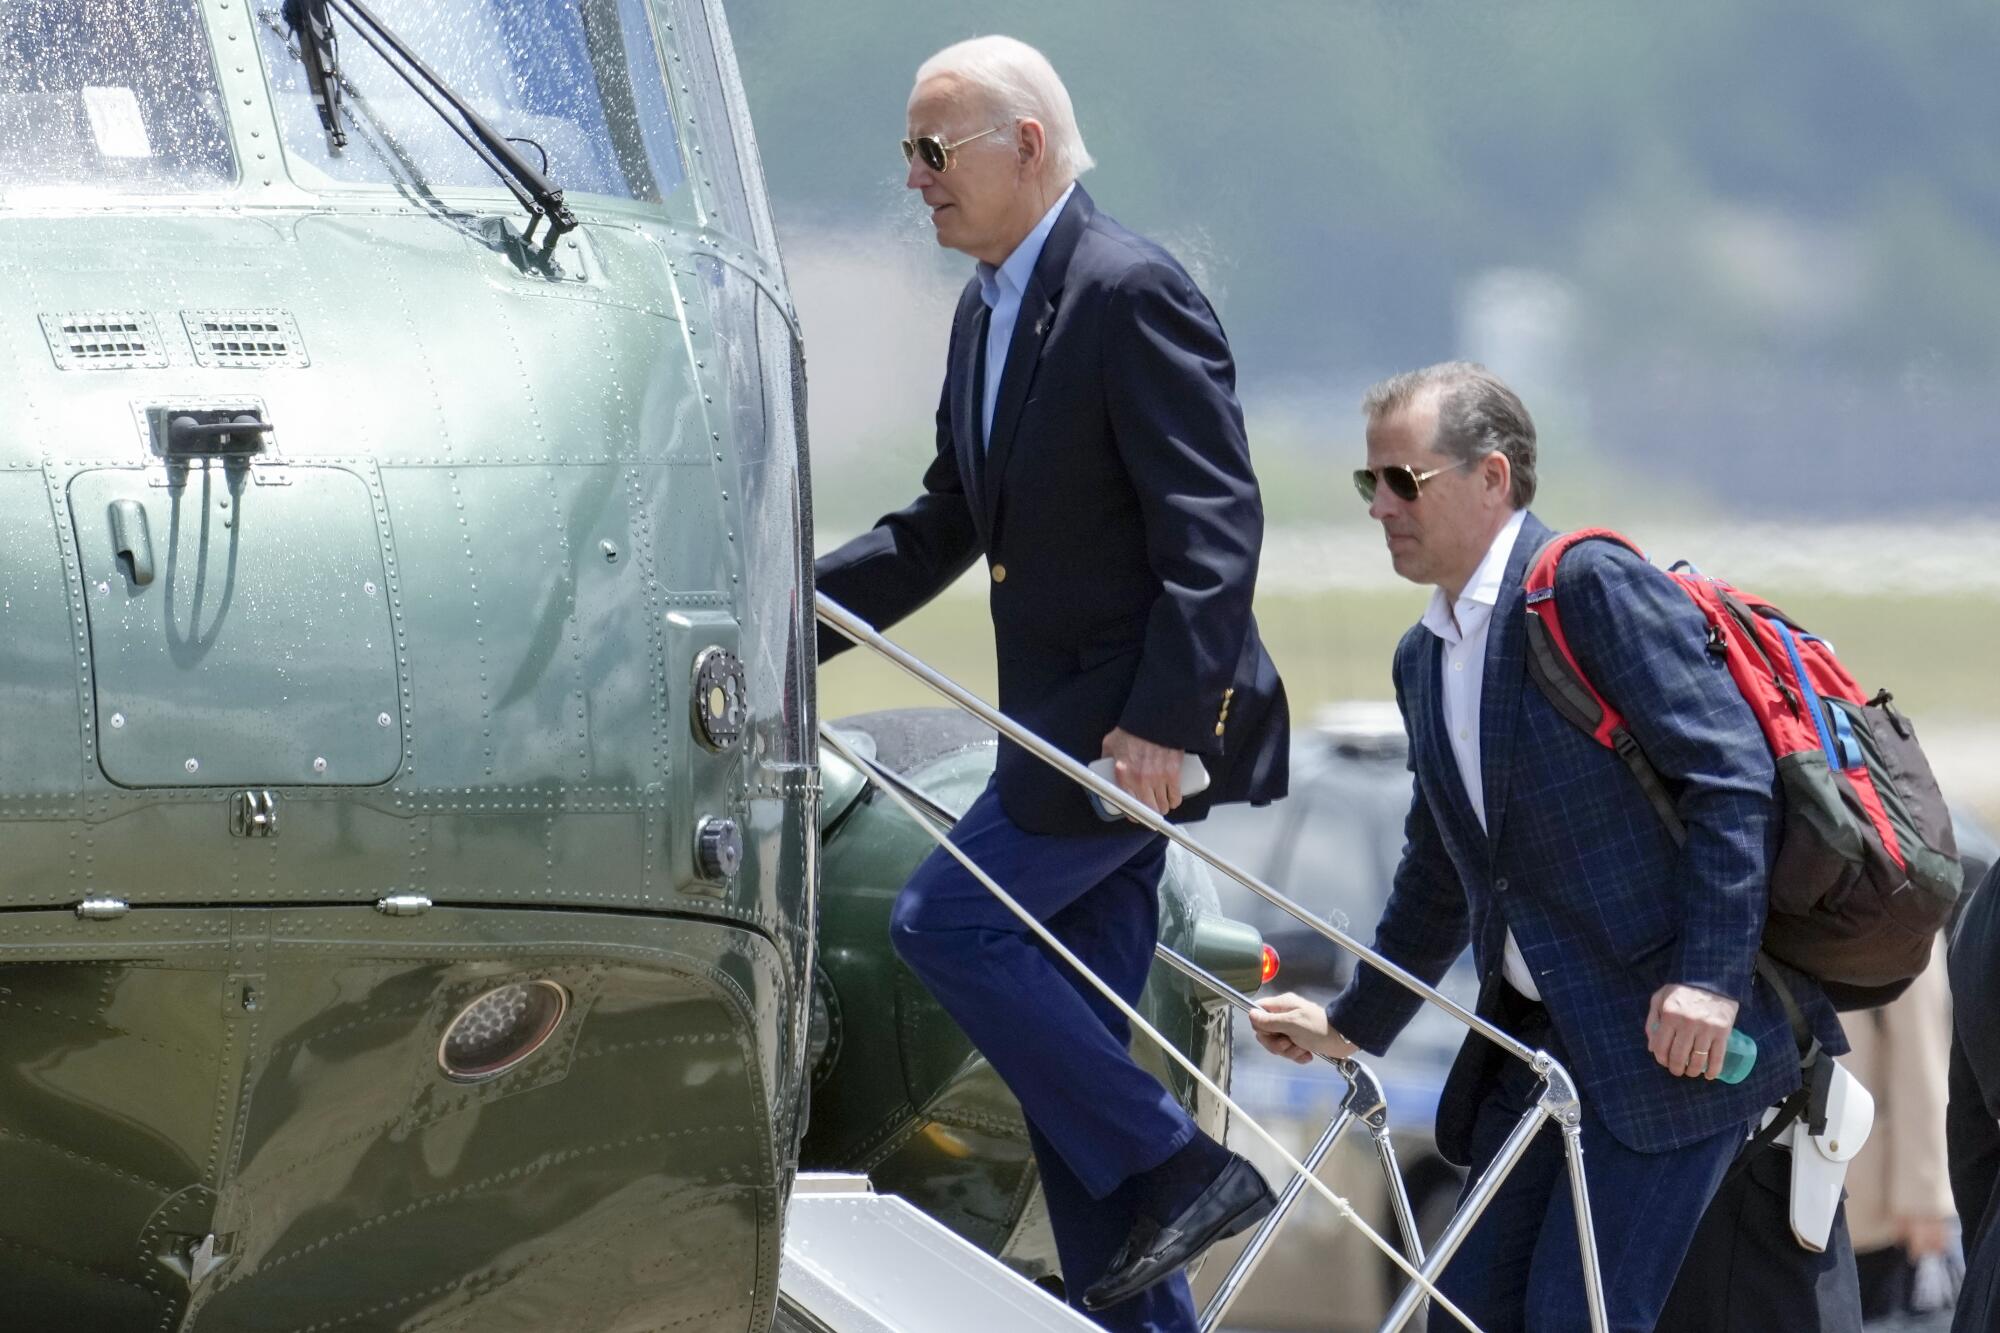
[1648, 1023, 1759, 1083]
[1716, 1029, 1757, 1084]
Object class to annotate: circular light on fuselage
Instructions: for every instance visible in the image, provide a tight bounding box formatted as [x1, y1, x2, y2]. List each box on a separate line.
[438, 980, 569, 1083]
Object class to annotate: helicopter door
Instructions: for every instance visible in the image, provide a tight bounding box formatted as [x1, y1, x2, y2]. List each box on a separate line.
[67, 463, 402, 788]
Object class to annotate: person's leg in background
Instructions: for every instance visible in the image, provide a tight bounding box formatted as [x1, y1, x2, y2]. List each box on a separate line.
[1852, 1244, 1914, 1321]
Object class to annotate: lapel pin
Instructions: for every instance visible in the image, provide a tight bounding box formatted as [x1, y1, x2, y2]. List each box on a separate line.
[1034, 316, 1048, 337]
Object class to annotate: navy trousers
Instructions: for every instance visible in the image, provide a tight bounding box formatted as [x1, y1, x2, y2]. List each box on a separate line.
[1655, 1139, 1862, 1333]
[891, 780, 1200, 1333]
[1429, 1007, 1747, 1333]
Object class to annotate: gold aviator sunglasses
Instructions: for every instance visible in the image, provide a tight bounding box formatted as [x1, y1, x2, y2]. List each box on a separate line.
[1352, 457, 1473, 503]
[900, 124, 1008, 173]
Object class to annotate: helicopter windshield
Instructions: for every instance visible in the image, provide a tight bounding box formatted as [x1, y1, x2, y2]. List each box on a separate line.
[0, 0, 237, 196]
[253, 0, 686, 207]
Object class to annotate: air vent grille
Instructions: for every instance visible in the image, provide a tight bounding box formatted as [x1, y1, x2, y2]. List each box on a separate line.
[183, 309, 309, 368]
[41, 312, 168, 370]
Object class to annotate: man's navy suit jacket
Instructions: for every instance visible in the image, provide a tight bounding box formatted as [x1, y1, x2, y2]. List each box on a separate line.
[1330, 513, 1844, 1157]
[816, 186, 1288, 834]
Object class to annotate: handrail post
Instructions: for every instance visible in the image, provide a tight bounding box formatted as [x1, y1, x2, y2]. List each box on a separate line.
[1152, 947, 1363, 1328]
[1155, 944, 1427, 1333]
[1198, 1105, 1353, 1333]
[1379, 1105, 1547, 1333]
[1371, 1121, 1427, 1291]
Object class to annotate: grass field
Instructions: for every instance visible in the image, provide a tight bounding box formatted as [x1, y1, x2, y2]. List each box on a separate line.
[818, 579, 2000, 830]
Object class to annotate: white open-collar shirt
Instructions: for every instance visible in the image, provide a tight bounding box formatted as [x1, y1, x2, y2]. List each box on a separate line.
[1419, 507, 1540, 999]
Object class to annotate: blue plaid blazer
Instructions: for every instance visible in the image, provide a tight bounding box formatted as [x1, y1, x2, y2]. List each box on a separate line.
[1329, 512, 1844, 1156]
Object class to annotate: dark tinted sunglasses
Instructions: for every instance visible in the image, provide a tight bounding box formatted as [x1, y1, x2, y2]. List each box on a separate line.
[900, 124, 1006, 173]
[1352, 457, 1473, 504]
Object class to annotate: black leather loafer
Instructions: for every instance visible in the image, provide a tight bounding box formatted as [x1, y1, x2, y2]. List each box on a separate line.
[1082, 1155, 1276, 1310]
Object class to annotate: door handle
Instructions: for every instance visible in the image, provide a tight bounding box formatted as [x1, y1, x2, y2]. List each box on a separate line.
[109, 498, 155, 586]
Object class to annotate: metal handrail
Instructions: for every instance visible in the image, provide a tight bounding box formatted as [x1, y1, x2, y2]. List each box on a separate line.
[815, 593, 1609, 1333]
[819, 725, 1482, 1330]
[818, 595, 1532, 1065]
[1150, 946, 1427, 1333]
[819, 729, 1429, 1328]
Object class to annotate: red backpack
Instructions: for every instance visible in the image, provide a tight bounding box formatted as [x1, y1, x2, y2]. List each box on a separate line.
[1524, 529, 1961, 1009]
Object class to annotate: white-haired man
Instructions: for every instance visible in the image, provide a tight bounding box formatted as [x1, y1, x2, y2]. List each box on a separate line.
[816, 35, 1290, 1332]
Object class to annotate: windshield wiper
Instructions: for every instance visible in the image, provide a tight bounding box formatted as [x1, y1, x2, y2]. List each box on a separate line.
[281, 0, 578, 245]
[287, 0, 347, 149]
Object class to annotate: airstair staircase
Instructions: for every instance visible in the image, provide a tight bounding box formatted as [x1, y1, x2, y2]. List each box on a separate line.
[777, 1173, 1098, 1332]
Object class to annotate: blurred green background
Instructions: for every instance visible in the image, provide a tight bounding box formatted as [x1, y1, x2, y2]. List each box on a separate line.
[727, 1, 2000, 829]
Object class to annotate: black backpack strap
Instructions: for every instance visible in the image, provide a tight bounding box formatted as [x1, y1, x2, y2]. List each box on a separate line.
[1754, 951, 1820, 1064]
[1609, 730, 1686, 843]
[1721, 961, 1831, 1186]
[1523, 602, 1610, 736]
[1722, 1082, 1810, 1185]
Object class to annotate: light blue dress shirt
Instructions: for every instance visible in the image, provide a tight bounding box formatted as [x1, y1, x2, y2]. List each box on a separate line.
[976, 183, 1075, 448]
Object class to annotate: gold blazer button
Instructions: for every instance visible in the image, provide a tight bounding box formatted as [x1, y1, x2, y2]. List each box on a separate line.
[991, 564, 1007, 583]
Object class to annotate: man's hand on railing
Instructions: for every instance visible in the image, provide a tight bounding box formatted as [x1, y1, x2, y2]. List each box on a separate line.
[1248, 993, 1360, 1065]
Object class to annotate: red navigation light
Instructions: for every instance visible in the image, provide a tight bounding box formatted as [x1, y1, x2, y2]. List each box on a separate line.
[1259, 944, 1280, 986]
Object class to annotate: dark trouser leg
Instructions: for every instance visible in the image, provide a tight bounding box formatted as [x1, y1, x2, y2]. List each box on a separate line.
[888, 783, 1196, 1199]
[1032, 1122, 1198, 1333]
[1430, 1011, 1746, 1333]
[1026, 832, 1197, 1331]
[889, 780, 1204, 1328]
[1955, 1199, 2000, 1333]
[1852, 1245, 1913, 1321]
[1523, 1097, 1744, 1330]
[1427, 1050, 1563, 1333]
[1655, 1141, 1862, 1333]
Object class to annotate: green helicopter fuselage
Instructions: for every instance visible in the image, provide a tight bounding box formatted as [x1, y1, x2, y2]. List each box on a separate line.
[0, 4, 1248, 1329]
